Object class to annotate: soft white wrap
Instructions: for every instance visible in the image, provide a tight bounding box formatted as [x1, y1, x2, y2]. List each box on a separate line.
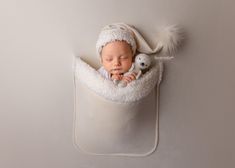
[74, 57, 163, 103]
[73, 57, 163, 156]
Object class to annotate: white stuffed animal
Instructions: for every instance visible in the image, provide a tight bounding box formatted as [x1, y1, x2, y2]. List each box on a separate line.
[117, 53, 151, 87]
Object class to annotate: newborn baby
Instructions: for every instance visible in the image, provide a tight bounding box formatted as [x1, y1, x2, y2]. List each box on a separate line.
[98, 40, 136, 84]
[96, 23, 169, 85]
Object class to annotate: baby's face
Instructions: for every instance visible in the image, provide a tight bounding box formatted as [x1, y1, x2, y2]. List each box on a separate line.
[101, 41, 133, 75]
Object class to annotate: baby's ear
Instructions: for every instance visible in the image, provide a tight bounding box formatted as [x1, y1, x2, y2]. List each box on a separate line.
[100, 56, 103, 63]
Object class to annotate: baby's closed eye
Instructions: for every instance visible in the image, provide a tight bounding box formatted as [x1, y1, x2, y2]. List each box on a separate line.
[120, 56, 128, 59]
[105, 58, 113, 62]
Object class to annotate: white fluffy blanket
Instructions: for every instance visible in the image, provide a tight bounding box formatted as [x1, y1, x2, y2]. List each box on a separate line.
[74, 57, 163, 103]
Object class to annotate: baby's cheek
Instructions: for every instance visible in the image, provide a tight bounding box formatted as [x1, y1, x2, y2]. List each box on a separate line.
[102, 62, 112, 72]
[125, 60, 133, 69]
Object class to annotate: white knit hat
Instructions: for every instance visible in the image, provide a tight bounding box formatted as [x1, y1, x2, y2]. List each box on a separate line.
[96, 23, 183, 59]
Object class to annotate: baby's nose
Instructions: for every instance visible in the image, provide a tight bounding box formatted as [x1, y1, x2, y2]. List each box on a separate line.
[114, 59, 121, 65]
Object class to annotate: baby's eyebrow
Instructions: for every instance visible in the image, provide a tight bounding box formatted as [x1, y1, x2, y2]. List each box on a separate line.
[119, 54, 130, 58]
[102, 54, 112, 57]
[104, 55, 113, 59]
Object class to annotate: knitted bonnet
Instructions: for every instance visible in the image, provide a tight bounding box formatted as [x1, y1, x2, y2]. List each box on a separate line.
[96, 23, 183, 59]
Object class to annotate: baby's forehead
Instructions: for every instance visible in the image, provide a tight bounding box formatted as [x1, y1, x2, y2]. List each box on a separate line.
[101, 53, 133, 58]
[101, 41, 133, 54]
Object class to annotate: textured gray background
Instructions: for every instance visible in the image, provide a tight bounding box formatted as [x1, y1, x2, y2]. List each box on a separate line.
[0, 0, 234, 168]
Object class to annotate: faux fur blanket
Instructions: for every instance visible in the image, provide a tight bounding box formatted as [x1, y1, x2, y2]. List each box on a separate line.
[74, 57, 163, 103]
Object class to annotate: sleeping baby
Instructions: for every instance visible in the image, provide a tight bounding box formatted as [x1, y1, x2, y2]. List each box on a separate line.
[98, 40, 136, 84]
[96, 23, 170, 85]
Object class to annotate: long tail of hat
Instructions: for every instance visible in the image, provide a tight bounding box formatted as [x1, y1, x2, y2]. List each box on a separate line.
[115, 23, 163, 54]
[113, 23, 183, 59]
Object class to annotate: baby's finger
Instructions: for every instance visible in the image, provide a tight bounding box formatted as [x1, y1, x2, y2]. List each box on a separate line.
[112, 75, 119, 80]
[125, 74, 135, 81]
[129, 74, 136, 80]
[123, 76, 132, 83]
[122, 76, 129, 82]
[132, 72, 137, 76]
[123, 78, 131, 83]
[117, 76, 122, 80]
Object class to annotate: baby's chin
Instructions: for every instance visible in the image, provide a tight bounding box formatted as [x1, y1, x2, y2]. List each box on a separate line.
[110, 69, 126, 75]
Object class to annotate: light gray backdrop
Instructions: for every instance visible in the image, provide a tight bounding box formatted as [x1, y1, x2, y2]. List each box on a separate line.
[0, 0, 234, 168]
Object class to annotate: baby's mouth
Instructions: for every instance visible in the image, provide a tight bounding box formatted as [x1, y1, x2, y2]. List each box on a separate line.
[111, 68, 123, 73]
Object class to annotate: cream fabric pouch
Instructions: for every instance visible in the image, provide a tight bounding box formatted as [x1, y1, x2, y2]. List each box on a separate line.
[73, 57, 163, 156]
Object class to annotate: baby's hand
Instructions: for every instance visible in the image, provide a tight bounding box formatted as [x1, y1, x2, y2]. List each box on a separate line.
[111, 74, 123, 81]
[122, 72, 137, 83]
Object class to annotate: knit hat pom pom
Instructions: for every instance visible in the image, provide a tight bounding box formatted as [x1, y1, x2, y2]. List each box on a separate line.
[157, 25, 184, 55]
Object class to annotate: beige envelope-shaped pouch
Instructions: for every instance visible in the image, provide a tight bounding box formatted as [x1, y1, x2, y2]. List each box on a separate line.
[73, 57, 163, 156]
